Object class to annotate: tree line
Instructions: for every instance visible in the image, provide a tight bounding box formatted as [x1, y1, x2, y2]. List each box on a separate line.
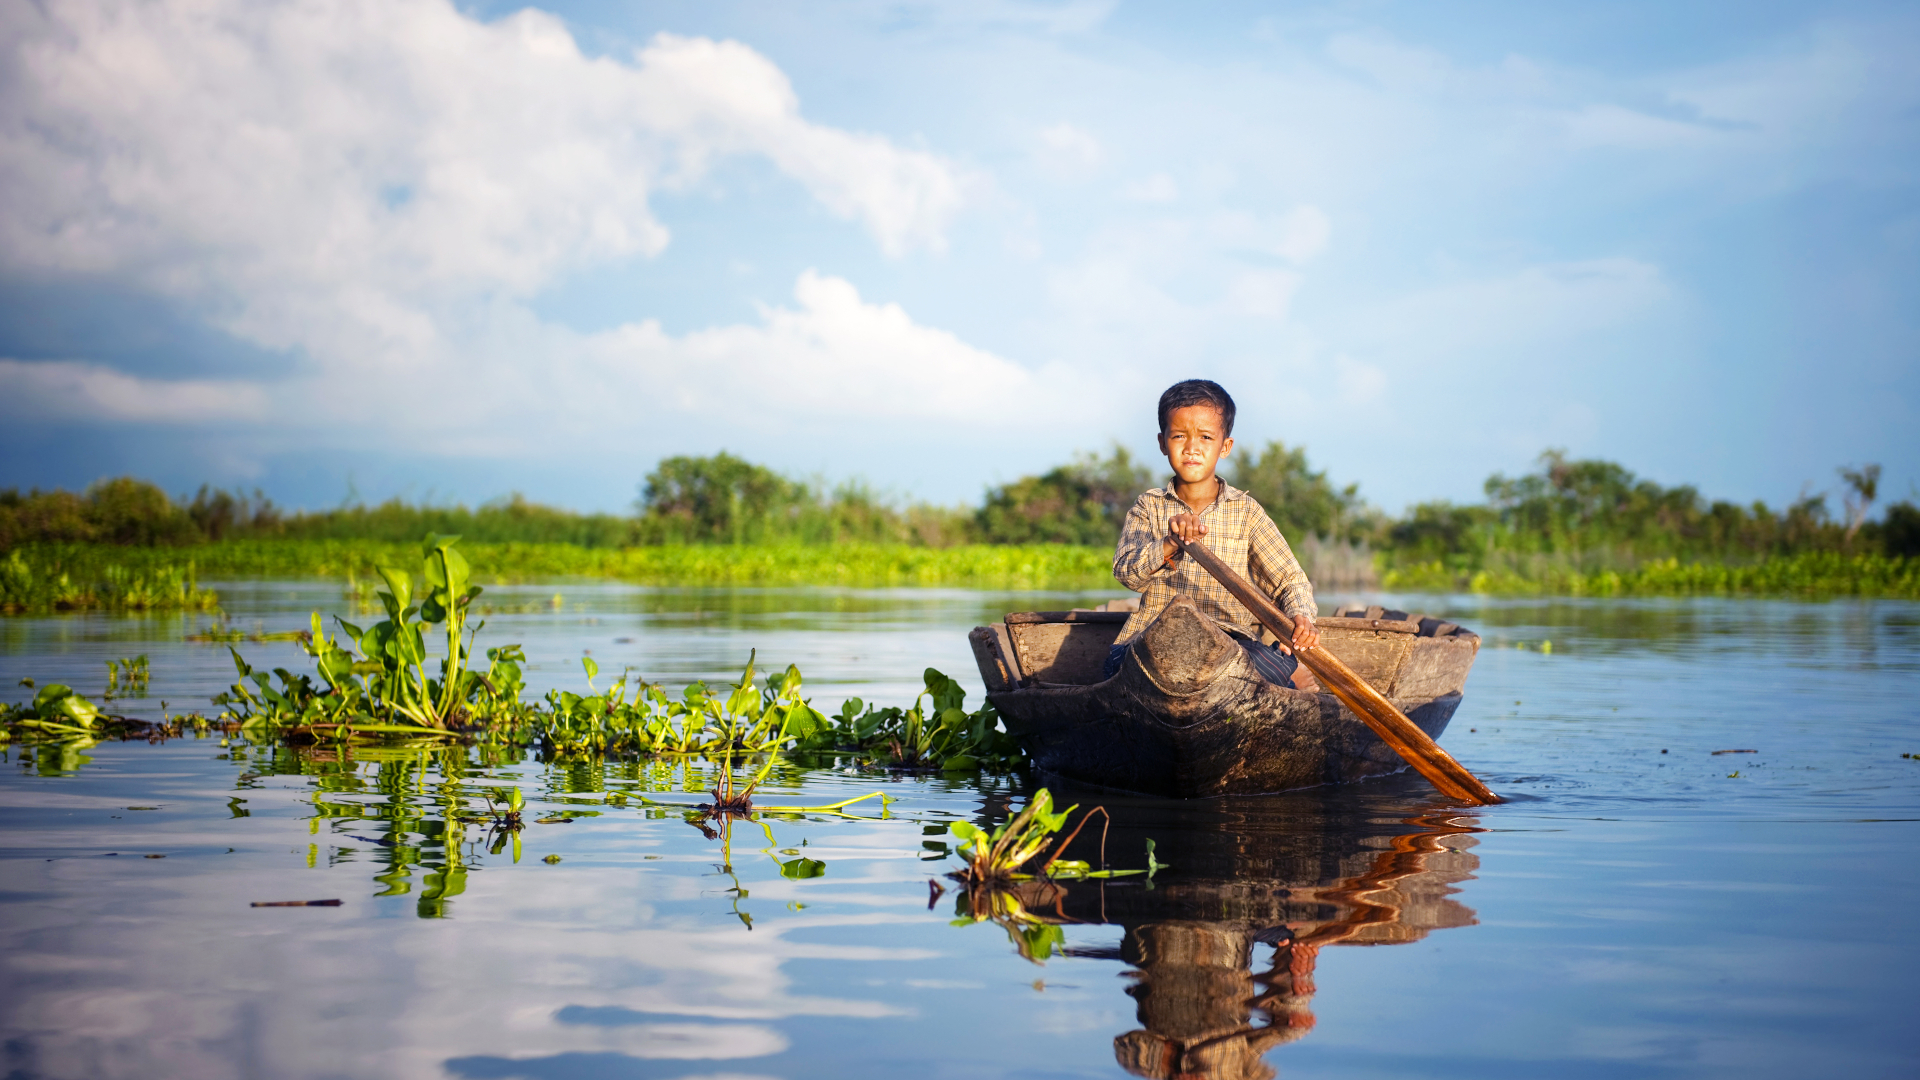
[2, 449, 1913, 572]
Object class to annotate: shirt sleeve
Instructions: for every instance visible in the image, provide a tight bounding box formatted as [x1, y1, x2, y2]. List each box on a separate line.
[1247, 509, 1317, 621]
[1113, 496, 1174, 592]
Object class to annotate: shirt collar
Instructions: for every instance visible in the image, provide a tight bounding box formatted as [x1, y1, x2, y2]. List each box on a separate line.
[1151, 478, 1243, 507]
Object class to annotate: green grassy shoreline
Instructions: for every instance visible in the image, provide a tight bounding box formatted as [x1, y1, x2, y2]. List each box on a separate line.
[1382, 551, 1920, 599]
[3, 540, 1916, 614]
[2, 541, 1119, 613]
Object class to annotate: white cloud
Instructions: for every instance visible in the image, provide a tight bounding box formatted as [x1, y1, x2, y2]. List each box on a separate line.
[1324, 34, 1461, 95]
[1562, 104, 1726, 151]
[0, 0, 1909, 509]
[1119, 173, 1180, 203]
[0, 360, 269, 423]
[1353, 258, 1672, 359]
[0, 0, 970, 357]
[584, 271, 1042, 421]
[1333, 355, 1386, 404]
[1212, 206, 1332, 264]
[1269, 206, 1333, 264]
[860, 0, 1118, 35]
[0, 0, 996, 458]
[1220, 269, 1302, 319]
[1036, 122, 1103, 178]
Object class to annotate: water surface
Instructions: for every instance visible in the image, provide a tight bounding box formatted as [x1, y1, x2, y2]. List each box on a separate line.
[1, 586, 1916, 1079]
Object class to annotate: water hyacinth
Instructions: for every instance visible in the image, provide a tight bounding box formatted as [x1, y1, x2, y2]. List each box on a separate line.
[178, 536, 1024, 769]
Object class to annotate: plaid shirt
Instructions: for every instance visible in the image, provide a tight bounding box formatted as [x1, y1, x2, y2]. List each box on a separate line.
[1112, 480, 1317, 645]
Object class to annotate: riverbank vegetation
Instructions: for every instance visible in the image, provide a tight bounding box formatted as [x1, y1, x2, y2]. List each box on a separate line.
[3, 448, 1913, 607]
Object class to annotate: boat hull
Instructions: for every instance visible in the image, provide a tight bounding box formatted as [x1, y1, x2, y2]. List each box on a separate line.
[980, 598, 1473, 798]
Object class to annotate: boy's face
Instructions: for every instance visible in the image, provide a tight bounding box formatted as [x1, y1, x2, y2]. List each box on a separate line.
[1157, 404, 1234, 487]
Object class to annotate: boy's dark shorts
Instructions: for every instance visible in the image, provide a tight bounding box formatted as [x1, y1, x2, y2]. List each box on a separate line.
[1103, 636, 1300, 687]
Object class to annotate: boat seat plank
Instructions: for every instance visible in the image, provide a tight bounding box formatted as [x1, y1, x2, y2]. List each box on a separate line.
[1006, 610, 1131, 625]
[1316, 616, 1422, 635]
[1007, 620, 1124, 685]
[1317, 627, 1414, 695]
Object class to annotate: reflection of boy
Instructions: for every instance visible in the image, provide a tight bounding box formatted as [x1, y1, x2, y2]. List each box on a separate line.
[1105, 379, 1320, 685]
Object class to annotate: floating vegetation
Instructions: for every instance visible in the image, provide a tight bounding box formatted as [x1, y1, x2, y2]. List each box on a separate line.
[185, 622, 306, 643]
[0, 682, 210, 760]
[804, 670, 1022, 771]
[948, 789, 1145, 888]
[943, 789, 1162, 964]
[8, 537, 1023, 775]
[105, 654, 150, 698]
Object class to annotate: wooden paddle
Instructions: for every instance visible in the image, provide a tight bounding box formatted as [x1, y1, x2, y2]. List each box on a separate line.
[1172, 536, 1500, 805]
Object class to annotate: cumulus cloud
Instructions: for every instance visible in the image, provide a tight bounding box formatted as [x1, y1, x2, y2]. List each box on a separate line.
[1211, 206, 1332, 264]
[0, 0, 992, 450]
[0, 1, 968, 294]
[1220, 270, 1302, 319]
[584, 271, 1041, 420]
[1119, 173, 1180, 203]
[0, 1, 969, 341]
[1036, 122, 1103, 179]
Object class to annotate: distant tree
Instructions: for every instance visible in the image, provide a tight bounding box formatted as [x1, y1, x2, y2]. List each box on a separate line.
[188, 486, 283, 541]
[82, 478, 198, 546]
[1382, 501, 1499, 567]
[1881, 501, 1920, 558]
[1227, 440, 1368, 542]
[975, 446, 1154, 545]
[0, 488, 94, 548]
[638, 452, 809, 543]
[1839, 464, 1881, 547]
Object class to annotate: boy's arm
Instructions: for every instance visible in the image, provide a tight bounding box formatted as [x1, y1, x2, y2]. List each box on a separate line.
[1247, 513, 1318, 625]
[1113, 499, 1173, 591]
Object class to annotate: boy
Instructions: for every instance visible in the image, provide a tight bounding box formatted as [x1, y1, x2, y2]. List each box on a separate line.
[1104, 379, 1321, 685]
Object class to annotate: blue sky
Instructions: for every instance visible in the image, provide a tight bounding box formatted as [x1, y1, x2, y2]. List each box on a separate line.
[1, 0, 1914, 516]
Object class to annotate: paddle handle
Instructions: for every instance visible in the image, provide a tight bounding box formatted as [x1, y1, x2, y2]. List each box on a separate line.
[1172, 536, 1500, 805]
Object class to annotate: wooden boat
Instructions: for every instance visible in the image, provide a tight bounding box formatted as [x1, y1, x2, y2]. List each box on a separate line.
[968, 598, 1481, 798]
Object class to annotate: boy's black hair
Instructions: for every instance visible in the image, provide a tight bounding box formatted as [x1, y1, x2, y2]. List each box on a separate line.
[1157, 379, 1236, 437]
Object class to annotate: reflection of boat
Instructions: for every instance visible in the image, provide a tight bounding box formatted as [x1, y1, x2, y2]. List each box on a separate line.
[957, 790, 1483, 1080]
[968, 600, 1481, 797]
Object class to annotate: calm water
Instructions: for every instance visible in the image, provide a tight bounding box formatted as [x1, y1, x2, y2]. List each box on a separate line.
[1, 583, 1917, 1080]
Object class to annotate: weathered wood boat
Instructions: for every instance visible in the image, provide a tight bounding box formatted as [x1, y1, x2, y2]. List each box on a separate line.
[968, 599, 1481, 798]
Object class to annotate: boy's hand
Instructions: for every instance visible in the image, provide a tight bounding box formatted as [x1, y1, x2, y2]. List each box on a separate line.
[1161, 513, 1208, 564]
[1283, 616, 1320, 654]
[1168, 513, 1207, 541]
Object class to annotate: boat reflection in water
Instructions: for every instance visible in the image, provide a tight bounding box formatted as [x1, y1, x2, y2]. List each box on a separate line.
[962, 787, 1483, 1080]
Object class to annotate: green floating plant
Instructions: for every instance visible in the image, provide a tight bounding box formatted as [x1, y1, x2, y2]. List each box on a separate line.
[9, 536, 1030, 776]
[948, 789, 1156, 887]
